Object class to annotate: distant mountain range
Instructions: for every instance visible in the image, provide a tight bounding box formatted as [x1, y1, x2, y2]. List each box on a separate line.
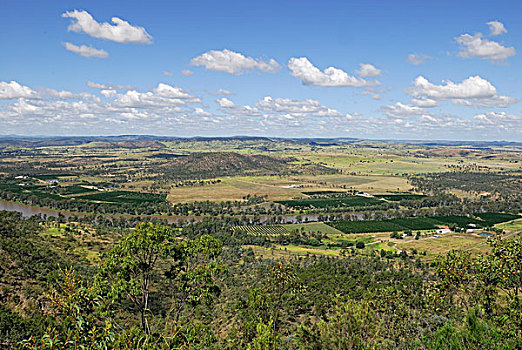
[0, 134, 520, 148]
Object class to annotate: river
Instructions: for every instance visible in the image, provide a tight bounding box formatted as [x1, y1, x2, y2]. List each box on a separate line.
[0, 199, 365, 225]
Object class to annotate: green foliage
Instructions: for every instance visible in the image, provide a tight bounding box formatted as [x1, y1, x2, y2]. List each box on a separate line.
[276, 196, 384, 209]
[375, 194, 426, 201]
[421, 308, 516, 350]
[98, 222, 174, 334]
[79, 190, 166, 204]
[474, 212, 520, 226]
[296, 297, 385, 349]
[21, 267, 114, 349]
[329, 214, 513, 234]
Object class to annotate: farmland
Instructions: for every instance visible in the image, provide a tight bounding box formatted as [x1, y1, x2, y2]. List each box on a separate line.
[233, 225, 290, 236]
[328, 213, 518, 234]
[275, 195, 384, 209]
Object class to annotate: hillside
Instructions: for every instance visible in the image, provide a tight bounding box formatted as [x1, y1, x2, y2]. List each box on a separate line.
[162, 152, 291, 179]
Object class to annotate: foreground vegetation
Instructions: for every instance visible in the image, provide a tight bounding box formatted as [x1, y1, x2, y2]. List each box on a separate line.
[1, 211, 522, 349]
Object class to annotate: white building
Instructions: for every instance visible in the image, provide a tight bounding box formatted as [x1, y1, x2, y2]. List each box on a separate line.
[436, 228, 451, 234]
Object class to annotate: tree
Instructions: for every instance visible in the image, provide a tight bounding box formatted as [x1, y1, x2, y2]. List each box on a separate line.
[434, 250, 478, 311]
[22, 267, 114, 349]
[164, 234, 225, 337]
[267, 262, 303, 350]
[97, 222, 173, 334]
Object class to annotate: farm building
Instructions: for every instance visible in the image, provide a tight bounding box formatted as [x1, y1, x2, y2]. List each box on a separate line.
[436, 228, 451, 234]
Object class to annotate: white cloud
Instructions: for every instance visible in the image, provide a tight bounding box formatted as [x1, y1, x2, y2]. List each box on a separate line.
[100, 89, 117, 98]
[87, 81, 107, 89]
[216, 97, 236, 108]
[0, 81, 39, 100]
[86, 81, 134, 90]
[381, 102, 428, 118]
[2, 80, 519, 139]
[455, 33, 515, 63]
[407, 54, 430, 65]
[487, 21, 507, 36]
[216, 89, 233, 95]
[0, 82, 207, 135]
[406, 75, 517, 107]
[190, 49, 281, 75]
[288, 57, 378, 87]
[181, 69, 194, 76]
[112, 83, 200, 109]
[361, 87, 390, 100]
[355, 63, 381, 77]
[63, 42, 108, 58]
[154, 83, 191, 99]
[473, 111, 521, 130]
[163, 71, 173, 77]
[410, 98, 438, 108]
[194, 107, 212, 117]
[256, 96, 347, 118]
[62, 10, 153, 44]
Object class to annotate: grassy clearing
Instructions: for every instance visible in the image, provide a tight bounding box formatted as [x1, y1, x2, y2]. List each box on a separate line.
[496, 218, 522, 232]
[246, 244, 342, 258]
[79, 190, 166, 204]
[397, 234, 490, 257]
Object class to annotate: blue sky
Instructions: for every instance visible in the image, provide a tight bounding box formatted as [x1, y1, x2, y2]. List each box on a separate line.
[1, 0, 521, 140]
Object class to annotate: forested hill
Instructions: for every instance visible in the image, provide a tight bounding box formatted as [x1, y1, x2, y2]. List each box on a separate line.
[161, 152, 336, 179]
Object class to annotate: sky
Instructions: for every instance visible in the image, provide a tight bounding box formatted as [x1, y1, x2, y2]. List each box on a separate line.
[1, 0, 521, 141]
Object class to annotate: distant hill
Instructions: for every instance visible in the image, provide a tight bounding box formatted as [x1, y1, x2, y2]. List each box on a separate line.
[163, 152, 290, 179]
[81, 140, 166, 149]
[160, 152, 337, 180]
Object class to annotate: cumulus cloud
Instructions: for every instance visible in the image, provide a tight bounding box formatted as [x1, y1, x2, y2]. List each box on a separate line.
[62, 10, 153, 44]
[63, 42, 108, 58]
[473, 111, 521, 131]
[0, 82, 206, 135]
[181, 69, 194, 76]
[154, 83, 192, 99]
[256, 96, 348, 118]
[288, 57, 378, 87]
[216, 89, 233, 95]
[487, 21, 507, 36]
[406, 75, 517, 107]
[407, 54, 430, 65]
[163, 71, 173, 77]
[86, 81, 134, 90]
[455, 33, 515, 63]
[216, 97, 236, 108]
[410, 98, 438, 108]
[381, 102, 428, 118]
[0, 81, 39, 100]
[2, 80, 519, 139]
[194, 107, 212, 117]
[355, 63, 381, 77]
[111, 83, 200, 109]
[190, 49, 281, 75]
